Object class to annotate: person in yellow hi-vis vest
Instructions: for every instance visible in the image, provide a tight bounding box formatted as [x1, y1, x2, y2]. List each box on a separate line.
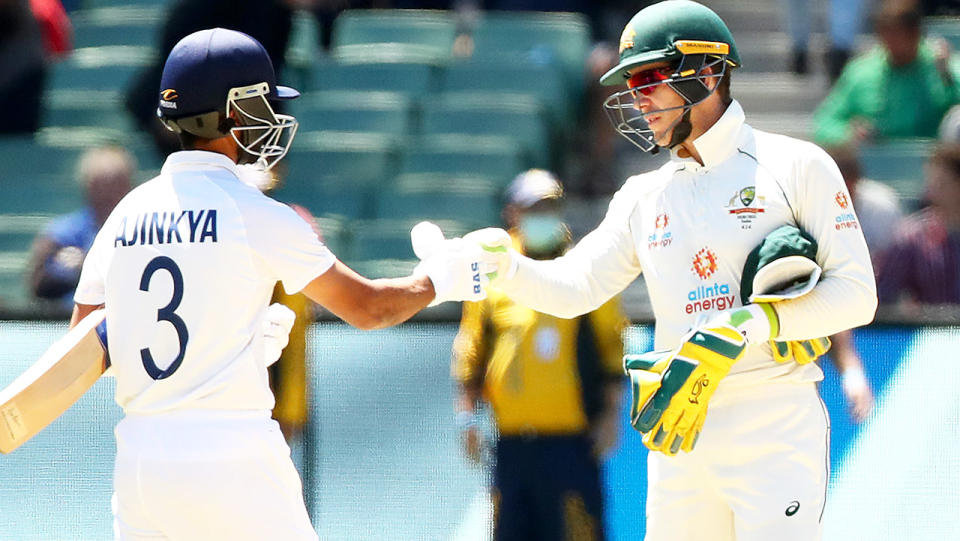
[452, 170, 627, 541]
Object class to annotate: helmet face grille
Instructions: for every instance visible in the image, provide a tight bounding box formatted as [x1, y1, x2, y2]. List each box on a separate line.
[227, 86, 298, 170]
[602, 55, 726, 153]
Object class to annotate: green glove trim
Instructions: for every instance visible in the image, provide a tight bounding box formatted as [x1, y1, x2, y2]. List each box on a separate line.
[758, 302, 780, 338]
[633, 359, 697, 432]
[623, 351, 669, 372]
[689, 330, 746, 360]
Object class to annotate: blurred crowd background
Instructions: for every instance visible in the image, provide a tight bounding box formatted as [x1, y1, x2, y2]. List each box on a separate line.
[2, 0, 960, 323]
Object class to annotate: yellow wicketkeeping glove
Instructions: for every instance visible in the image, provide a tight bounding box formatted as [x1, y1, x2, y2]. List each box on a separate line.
[770, 337, 832, 365]
[623, 324, 748, 456]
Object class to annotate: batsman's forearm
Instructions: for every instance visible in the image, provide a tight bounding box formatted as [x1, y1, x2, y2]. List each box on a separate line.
[358, 275, 435, 329]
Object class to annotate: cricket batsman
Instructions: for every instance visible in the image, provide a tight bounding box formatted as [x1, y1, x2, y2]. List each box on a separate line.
[452, 2, 877, 540]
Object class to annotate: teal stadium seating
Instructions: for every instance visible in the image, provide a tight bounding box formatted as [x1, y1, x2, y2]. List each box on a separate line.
[330, 9, 458, 65]
[70, 6, 165, 48]
[374, 174, 501, 227]
[440, 61, 570, 132]
[420, 99, 551, 167]
[345, 218, 471, 268]
[469, 11, 591, 101]
[926, 17, 960, 52]
[43, 45, 154, 132]
[274, 132, 400, 219]
[312, 61, 441, 97]
[291, 91, 415, 136]
[399, 135, 527, 188]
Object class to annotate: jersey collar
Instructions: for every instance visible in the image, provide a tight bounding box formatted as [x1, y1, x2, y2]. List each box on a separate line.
[671, 99, 747, 171]
[161, 150, 240, 177]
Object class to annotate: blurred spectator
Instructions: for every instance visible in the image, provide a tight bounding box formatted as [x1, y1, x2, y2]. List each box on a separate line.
[778, 0, 867, 81]
[0, 0, 47, 134]
[125, 0, 295, 156]
[27, 145, 134, 306]
[820, 145, 897, 423]
[452, 169, 626, 541]
[813, 0, 960, 146]
[876, 142, 960, 305]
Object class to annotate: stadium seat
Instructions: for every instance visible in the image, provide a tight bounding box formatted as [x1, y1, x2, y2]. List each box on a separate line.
[373, 175, 501, 227]
[291, 91, 415, 136]
[285, 9, 325, 91]
[0, 214, 46, 252]
[439, 61, 570, 131]
[347, 258, 418, 280]
[346, 218, 471, 263]
[330, 9, 458, 65]
[41, 90, 137, 131]
[311, 61, 441, 97]
[70, 6, 164, 48]
[926, 17, 960, 51]
[420, 99, 551, 167]
[274, 132, 400, 219]
[469, 11, 590, 99]
[858, 139, 933, 205]
[399, 136, 527, 188]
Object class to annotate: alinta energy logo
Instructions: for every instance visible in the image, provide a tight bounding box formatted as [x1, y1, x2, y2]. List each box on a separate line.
[647, 213, 672, 249]
[691, 247, 718, 279]
[835, 192, 849, 208]
[834, 191, 859, 231]
[726, 186, 765, 229]
[687, 248, 735, 314]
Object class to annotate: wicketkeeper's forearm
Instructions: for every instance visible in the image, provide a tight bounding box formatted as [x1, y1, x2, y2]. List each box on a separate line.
[499, 252, 635, 319]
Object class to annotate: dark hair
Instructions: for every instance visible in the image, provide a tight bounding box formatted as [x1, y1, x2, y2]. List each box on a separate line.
[176, 130, 202, 150]
[930, 142, 960, 178]
[717, 68, 732, 103]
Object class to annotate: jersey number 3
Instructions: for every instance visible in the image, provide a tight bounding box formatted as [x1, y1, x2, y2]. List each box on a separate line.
[139, 256, 189, 380]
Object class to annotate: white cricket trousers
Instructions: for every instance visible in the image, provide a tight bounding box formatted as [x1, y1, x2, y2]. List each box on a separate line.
[644, 381, 829, 541]
[112, 409, 318, 541]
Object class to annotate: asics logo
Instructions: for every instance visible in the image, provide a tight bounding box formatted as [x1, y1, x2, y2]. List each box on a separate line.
[688, 374, 709, 404]
[785, 501, 800, 516]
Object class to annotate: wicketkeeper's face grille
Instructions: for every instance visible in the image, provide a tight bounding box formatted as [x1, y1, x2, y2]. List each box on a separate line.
[603, 54, 727, 153]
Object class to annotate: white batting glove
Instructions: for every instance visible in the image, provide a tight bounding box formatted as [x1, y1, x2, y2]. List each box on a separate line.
[411, 222, 489, 306]
[263, 303, 296, 367]
[463, 227, 518, 284]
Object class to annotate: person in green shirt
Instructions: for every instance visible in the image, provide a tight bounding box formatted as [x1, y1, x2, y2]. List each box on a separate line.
[813, 0, 960, 146]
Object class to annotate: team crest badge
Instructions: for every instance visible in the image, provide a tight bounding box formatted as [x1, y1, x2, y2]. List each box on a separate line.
[619, 26, 636, 54]
[726, 185, 765, 229]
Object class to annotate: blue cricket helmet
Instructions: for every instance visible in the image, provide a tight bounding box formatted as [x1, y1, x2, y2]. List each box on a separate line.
[157, 28, 300, 169]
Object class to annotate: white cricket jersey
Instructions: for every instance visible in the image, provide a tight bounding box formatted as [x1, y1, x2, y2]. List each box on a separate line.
[74, 151, 336, 413]
[501, 100, 877, 385]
